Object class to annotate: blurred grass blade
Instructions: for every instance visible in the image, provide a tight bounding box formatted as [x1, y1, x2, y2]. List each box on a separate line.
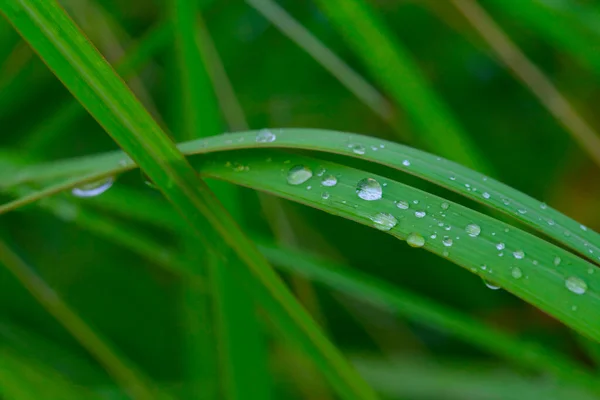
[22, 21, 172, 155]
[246, 0, 394, 125]
[1, 2, 377, 399]
[0, 240, 163, 399]
[5, 129, 598, 265]
[258, 242, 597, 390]
[0, 347, 103, 400]
[314, 0, 489, 172]
[449, 0, 600, 169]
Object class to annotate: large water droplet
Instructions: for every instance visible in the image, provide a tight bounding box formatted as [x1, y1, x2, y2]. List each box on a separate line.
[565, 277, 587, 295]
[415, 211, 426, 218]
[356, 178, 382, 201]
[513, 250, 525, 259]
[406, 232, 425, 248]
[465, 224, 481, 237]
[321, 175, 338, 187]
[72, 177, 114, 198]
[396, 200, 409, 210]
[256, 129, 276, 143]
[287, 165, 313, 185]
[442, 236, 453, 247]
[511, 267, 522, 279]
[349, 143, 365, 155]
[371, 213, 397, 231]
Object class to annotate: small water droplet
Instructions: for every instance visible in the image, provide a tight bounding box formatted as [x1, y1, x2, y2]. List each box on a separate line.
[306, 185, 312, 190]
[442, 236, 453, 247]
[370, 145, 379, 151]
[580, 224, 588, 231]
[496, 243, 505, 250]
[442, 250, 449, 257]
[349, 143, 365, 155]
[415, 211, 426, 218]
[321, 175, 337, 187]
[256, 129, 276, 143]
[396, 200, 409, 209]
[371, 213, 397, 231]
[321, 192, 330, 200]
[430, 233, 437, 239]
[480, 264, 487, 271]
[402, 159, 411, 167]
[518, 208, 527, 214]
[548, 219, 555, 226]
[484, 280, 501, 290]
[513, 250, 525, 259]
[482, 192, 490, 199]
[565, 277, 587, 295]
[540, 202, 547, 210]
[588, 267, 595, 274]
[356, 178, 383, 201]
[449, 175, 456, 181]
[532, 260, 538, 265]
[511, 267, 523, 279]
[502, 198, 510, 205]
[465, 224, 481, 237]
[72, 177, 114, 198]
[553, 256, 561, 266]
[316, 168, 326, 177]
[287, 165, 313, 185]
[441, 202, 449, 210]
[413, 200, 419, 205]
[406, 232, 425, 248]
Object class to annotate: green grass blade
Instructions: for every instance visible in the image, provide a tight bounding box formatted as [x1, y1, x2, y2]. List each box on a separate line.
[449, 0, 600, 169]
[0, 240, 163, 399]
[246, 0, 394, 125]
[1, 2, 375, 398]
[21, 21, 172, 155]
[258, 241, 597, 390]
[314, 0, 489, 172]
[5, 129, 598, 264]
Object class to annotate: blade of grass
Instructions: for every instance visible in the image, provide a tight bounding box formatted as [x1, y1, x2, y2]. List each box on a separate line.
[4, 145, 600, 346]
[5, 129, 598, 265]
[21, 21, 172, 155]
[0, 239, 165, 399]
[246, 0, 395, 126]
[449, 0, 600, 169]
[313, 0, 490, 172]
[1, 2, 377, 399]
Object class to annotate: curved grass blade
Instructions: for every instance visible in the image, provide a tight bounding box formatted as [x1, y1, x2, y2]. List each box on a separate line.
[449, 0, 600, 169]
[1, 2, 375, 398]
[4, 129, 598, 265]
[0, 240, 165, 399]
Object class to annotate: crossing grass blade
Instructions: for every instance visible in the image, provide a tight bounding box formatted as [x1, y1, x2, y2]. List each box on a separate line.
[1, 2, 377, 399]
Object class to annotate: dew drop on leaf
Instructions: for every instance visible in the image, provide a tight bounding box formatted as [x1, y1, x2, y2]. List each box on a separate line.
[511, 267, 522, 279]
[406, 232, 425, 248]
[356, 178, 382, 201]
[565, 277, 587, 295]
[321, 175, 338, 187]
[442, 236, 453, 247]
[348, 143, 365, 155]
[513, 250, 525, 259]
[371, 213, 397, 231]
[482, 192, 490, 199]
[465, 224, 481, 237]
[483, 280, 501, 290]
[256, 129, 276, 143]
[287, 165, 313, 185]
[72, 177, 114, 198]
[415, 211, 426, 218]
[553, 256, 561, 266]
[321, 192, 330, 200]
[396, 200, 409, 210]
[440, 202, 449, 210]
[496, 243, 505, 250]
[402, 159, 410, 166]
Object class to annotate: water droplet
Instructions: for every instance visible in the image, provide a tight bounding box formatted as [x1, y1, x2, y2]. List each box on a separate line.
[484, 281, 501, 290]
[580, 224, 588, 231]
[413, 200, 419, 204]
[287, 165, 313, 185]
[406, 232, 425, 248]
[321, 175, 337, 187]
[540, 203, 547, 210]
[256, 129, 276, 143]
[513, 250, 525, 259]
[430, 233, 437, 239]
[396, 200, 409, 210]
[511, 267, 523, 279]
[553, 256, 561, 266]
[371, 213, 397, 231]
[415, 211, 426, 218]
[496, 243, 505, 250]
[402, 159, 411, 167]
[356, 178, 382, 201]
[441, 202, 449, 210]
[449, 175, 456, 181]
[502, 198, 510, 205]
[532, 260, 538, 265]
[465, 224, 481, 237]
[72, 177, 114, 198]
[588, 267, 595, 274]
[306, 185, 312, 190]
[565, 277, 587, 295]
[442, 236, 453, 247]
[482, 192, 490, 199]
[316, 168, 326, 176]
[518, 208, 527, 214]
[370, 145, 379, 151]
[349, 143, 365, 155]
[548, 219, 555, 226]
[321, 192, 330, 200]
[480, 264, 487, 271]
[442, 250, 449, 257]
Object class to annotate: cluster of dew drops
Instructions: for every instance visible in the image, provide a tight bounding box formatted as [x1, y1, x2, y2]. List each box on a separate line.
[71, 132, 594, 301]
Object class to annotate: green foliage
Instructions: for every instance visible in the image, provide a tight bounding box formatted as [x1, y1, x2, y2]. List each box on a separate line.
[1, 0, 600, 399]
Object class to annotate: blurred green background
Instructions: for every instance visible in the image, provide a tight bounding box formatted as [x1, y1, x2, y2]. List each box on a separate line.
[1, 0, 600, 399]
